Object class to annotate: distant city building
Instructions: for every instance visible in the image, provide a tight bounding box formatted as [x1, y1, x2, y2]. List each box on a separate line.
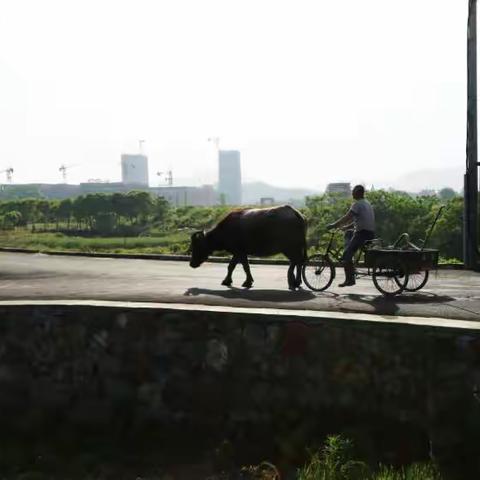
[80, 182, 131, 195]
[0, 154, 217, 206]
[218, 150, 242, 205]
[326, 182, 351, 197]
[0, 183, 81, 199]
[418, 189, 437, 197]
[150, 185, 215, 206]
[260, 197, 275, 206]
[0, 182, 216, 206]
[121, 154, 149, 186]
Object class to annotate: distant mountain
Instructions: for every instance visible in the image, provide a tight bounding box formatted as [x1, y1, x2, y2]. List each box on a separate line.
[373, 166, 464, 193]
[242, 181, 320, 205]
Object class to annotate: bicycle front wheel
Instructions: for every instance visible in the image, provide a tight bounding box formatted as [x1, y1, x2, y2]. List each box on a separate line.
[302, 255, 335, 292]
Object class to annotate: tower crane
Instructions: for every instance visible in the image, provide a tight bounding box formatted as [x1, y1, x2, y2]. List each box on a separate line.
[59, 164, 80, 183]
[0, 168, 14, 183]
[208, 136, 220, 151]
[156, 170, 173, 186]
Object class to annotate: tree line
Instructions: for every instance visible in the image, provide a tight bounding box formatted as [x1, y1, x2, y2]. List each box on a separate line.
[0, 191, 169, 234]
[0, 189, 468, 260]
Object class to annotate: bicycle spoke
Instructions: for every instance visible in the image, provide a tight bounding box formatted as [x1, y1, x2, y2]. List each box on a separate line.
[372, 258, 408, 296]
[302, 255, 334, 292]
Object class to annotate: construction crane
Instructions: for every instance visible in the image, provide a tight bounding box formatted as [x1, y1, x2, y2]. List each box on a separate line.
[208, 136, 220, 150]
[59, 164, 79, 183]
[0, 168, 14, 183]
[156, 170, 173, 186]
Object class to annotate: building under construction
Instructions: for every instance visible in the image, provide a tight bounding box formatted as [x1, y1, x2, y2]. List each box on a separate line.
[121, 154, 149, 187]
[218, 150, 242, 205]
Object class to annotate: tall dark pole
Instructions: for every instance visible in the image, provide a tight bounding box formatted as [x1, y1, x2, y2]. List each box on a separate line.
[464, 0, 479, 269]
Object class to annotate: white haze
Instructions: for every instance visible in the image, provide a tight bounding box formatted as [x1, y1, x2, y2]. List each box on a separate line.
[0, 0, 468, 191]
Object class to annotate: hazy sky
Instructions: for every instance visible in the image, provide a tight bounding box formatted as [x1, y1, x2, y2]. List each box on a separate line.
[0, 0, 468, 190]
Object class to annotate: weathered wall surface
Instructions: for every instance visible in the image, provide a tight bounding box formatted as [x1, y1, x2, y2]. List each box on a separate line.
[0, 303, 479, 474]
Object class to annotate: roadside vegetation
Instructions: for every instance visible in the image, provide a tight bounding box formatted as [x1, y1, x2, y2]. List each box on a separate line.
[0, 190, 466, 263]
[296, 436, 442, 480]
[0, 435, 443, 479]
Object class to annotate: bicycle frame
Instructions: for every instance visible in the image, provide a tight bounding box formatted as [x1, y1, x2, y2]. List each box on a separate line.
[321, 230, 371, 278]
[323, 230, 337, 257]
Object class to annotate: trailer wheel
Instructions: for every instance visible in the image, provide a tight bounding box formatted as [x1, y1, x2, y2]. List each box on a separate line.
[372, 257, 408, 296]
[396, 269, 429, 292]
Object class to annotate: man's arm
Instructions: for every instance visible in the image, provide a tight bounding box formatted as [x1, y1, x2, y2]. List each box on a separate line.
[327, 211, 355, 230]
[341, 222, 355, 231]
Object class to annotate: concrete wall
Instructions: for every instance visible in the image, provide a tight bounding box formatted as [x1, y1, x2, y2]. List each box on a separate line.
[0, 302, 479, 475]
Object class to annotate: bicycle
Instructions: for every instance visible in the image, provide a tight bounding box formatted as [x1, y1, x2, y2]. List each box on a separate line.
[301, 230, 410, 296]
[302, 207, 444, 296]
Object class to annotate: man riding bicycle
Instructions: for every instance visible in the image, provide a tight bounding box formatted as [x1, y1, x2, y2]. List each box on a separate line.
[327, 184, 376, 287]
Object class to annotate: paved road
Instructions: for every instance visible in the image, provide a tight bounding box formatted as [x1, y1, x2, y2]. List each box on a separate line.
[0, 252, 479, 321]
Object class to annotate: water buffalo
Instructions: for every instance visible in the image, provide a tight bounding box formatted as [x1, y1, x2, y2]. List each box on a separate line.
[189, 205, 307, 290]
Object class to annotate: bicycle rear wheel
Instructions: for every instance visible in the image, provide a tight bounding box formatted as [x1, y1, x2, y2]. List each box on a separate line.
[302, 255, 335, 292]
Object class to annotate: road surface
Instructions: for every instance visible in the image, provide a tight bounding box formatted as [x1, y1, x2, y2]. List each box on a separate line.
[0, 252, 479, 321]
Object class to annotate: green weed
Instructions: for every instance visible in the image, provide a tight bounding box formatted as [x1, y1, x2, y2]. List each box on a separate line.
[297, 436, 441, 480]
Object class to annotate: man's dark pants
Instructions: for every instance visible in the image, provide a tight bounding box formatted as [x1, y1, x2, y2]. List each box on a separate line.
[341, 229, 375, 283]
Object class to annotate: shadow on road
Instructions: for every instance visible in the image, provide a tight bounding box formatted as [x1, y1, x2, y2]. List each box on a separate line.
[342, 292, 457, 317]
[184, 287, 316, 303]
[0, 271, 61, 280]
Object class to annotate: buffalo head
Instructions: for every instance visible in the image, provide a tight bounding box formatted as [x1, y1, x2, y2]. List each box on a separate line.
[189, 231, 210, 268]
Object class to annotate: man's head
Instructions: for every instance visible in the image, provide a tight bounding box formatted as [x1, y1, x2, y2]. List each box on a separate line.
[352, 184, 365, 200]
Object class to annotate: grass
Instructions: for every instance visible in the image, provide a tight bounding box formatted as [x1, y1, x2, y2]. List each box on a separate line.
[0, 229, 287, 259]
[0, 435, 445, 480]
[0, 228, 464, 266]
[0, 230, 191, 254]
[297, 436, 369, 480]
[297, 436, 442, 480]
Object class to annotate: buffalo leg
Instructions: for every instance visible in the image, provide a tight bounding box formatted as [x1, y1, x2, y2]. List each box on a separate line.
[285, 250, 303, 289]
[240, 256, 254, 288]
[295, 261, 302, 288]
[287, 262, 296, 290]
[222, 256, 238, 286]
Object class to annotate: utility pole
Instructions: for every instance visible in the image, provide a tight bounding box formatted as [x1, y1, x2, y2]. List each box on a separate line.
[464, 0, 479, 269]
